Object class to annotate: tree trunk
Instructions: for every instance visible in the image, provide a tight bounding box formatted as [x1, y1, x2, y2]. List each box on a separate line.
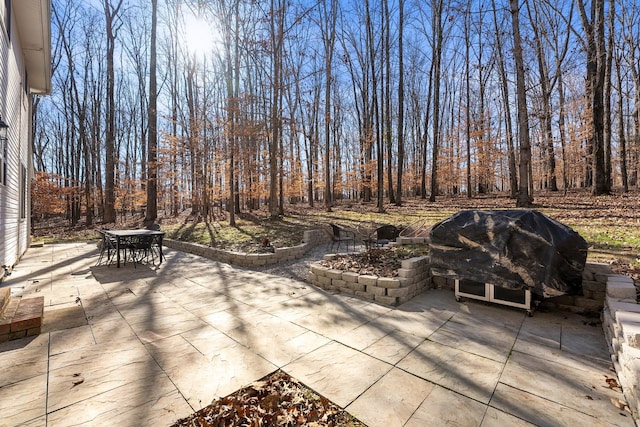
[491, 0, 517, 198]
[615, 54, 628, 192]
[429, 0, 443, 203]
[103, 0, 124, 223]
[395, 0, 404, 206]
[510, 0, 533, 207]
[577, 0, 609, 195]
[145, 0, 158, 222]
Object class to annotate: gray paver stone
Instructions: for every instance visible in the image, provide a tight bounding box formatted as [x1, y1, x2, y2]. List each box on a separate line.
[375, 295, 398, 306]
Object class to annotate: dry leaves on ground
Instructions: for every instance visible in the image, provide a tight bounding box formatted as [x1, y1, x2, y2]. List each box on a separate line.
[170, 370, 366, 427]
[319, 246, 428, 277]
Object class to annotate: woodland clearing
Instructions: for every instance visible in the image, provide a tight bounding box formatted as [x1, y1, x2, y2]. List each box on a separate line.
[31, 191, 640, 425]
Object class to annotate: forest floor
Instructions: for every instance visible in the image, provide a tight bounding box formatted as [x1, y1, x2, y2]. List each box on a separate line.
[33, 190, 640, 279]
[30, 191, 640, 424]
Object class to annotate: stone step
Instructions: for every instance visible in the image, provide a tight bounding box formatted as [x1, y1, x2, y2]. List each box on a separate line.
[0, 296, 44, 343]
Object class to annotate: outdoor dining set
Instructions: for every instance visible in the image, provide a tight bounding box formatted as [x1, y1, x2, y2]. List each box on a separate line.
[329, 223, 400, 252]
[96, 225, 165, 268]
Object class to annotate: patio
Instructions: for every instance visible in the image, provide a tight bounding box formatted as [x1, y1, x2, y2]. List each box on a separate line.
[0, 242, 633, 426]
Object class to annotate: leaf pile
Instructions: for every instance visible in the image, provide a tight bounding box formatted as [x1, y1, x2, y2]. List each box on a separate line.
[320, 246, 428, 278]
[170, 370, 365, 427]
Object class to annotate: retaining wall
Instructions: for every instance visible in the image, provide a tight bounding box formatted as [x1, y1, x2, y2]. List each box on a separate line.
[431, 262, 610, 315]
[602, 272, 640, 422]
[308, 255, 431, 307]
[163, 229, 330, 267]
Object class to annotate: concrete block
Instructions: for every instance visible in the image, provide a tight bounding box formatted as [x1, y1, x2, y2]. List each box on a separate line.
[583, 280, 607, 293]
[355, 291, 374, 300]
[387, 287, 410, 298]
[607, 280, 637, 299]
[317, 276, 332, 286]
[332, 279, 346, 288]
[609, 274, 635, 284]
[358, 275, 378, 286]
[401, 256, 428, 269]
[250, 257, 268, 266]
[377, 277, 402, 289]
[615, 311, 640, 327]
[607, 297, 640, 315]
[367, 286, 387, 297]
[397, 268, 416, 279]
[620, 322, 640, 348]
[342, 272, 359, 283]
[584, 262, 612, 274]
[340, 287, 355, 295]
[592, 291, 606, 303]
[325, 269, 344, 280]
[348, 283, 366, 292]
[310, 264, 326, 276]
[619, 343, 640, 367]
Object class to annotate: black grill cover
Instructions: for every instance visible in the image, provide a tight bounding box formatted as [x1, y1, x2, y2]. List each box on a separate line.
[429, 210, 588, 298]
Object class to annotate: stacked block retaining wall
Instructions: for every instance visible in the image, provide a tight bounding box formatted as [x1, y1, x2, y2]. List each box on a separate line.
[431, 262, 609, 315]
[602, 269, 640, 422]
[308, 255, 430, 306]
[163, 229, 330, 267]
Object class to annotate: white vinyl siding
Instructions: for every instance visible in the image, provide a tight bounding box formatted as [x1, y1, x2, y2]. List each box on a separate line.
[0, 5, 32, 269]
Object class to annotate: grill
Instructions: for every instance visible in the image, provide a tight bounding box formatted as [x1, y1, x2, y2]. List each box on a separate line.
[429, 210, 588, 315]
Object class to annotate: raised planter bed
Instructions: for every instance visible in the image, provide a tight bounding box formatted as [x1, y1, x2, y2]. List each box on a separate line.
[308, 255, 430, 306]
[163, 229, 330, 267]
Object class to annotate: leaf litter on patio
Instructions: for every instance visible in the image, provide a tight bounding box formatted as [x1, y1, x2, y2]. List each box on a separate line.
[170, 370, 366, 427]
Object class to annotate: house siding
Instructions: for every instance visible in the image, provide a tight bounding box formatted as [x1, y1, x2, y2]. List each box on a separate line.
[0, 5, 33, 271]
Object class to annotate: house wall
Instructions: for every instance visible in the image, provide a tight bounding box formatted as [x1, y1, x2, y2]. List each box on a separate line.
[0, 3, 33, 272]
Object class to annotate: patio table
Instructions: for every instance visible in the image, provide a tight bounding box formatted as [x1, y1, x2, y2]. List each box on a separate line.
[102, 229, 165, 268]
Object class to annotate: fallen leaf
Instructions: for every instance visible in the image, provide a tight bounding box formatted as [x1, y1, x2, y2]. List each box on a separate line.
[610, 397, 629, 411]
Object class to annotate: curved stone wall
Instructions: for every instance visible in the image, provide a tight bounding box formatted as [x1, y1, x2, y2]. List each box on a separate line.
[163, 229, 330, 267]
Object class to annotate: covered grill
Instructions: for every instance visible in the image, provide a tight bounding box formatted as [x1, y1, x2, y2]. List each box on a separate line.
[429, 210, 588, 299]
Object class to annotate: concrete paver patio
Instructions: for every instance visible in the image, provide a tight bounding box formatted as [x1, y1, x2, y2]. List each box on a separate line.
[0, 242, 634, 427]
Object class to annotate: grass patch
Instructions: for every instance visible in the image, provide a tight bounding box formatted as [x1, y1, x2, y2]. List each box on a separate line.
[31, 192, 640, 269]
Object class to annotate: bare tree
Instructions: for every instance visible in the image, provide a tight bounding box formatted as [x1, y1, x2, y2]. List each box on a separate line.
[576, 0, 610, 195]
[319, 0, 338, 211]
[510, 0, 533, 207]
[491, 0, 517, 198]
[103, 0, 124, 223]
[395, 0, 405, 206]
[429, 0, 444, 202]
[145, 0, 158, 222]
